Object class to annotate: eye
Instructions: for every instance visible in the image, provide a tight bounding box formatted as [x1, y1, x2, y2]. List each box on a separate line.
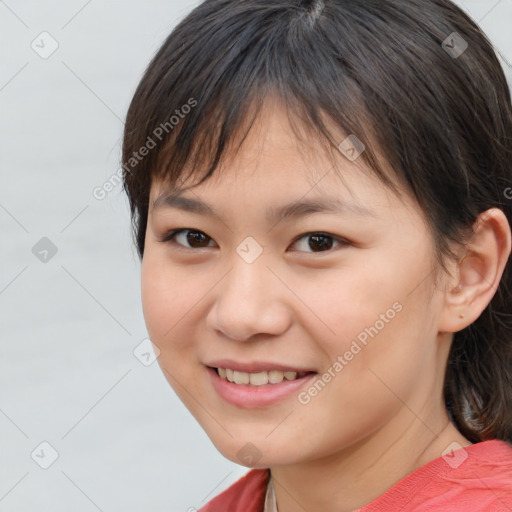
[289, 232, 349, 253]
[160, 228, 349, 253]
[160, 228, 216, 249]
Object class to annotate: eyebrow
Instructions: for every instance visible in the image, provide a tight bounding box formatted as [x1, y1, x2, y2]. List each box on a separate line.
[152, 190, 376, 225]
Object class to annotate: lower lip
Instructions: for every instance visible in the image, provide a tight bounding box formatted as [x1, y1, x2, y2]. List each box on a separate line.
[207, 367, 317, 408]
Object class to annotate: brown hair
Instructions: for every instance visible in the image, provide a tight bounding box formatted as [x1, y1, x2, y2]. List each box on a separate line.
[122, 0, 512, 443]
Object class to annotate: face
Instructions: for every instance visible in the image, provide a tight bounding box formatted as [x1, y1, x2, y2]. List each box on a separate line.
[141, 100, 452, 468]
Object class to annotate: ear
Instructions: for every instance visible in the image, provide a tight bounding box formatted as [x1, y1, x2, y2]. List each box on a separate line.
[438, 208, 511, 333]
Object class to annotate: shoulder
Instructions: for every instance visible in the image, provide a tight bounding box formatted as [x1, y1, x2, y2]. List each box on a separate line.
[457, 438, 512, 481]
[359, 440, 512, 511]
[198, 468, 270, 512]
[447, 439, 512, 510]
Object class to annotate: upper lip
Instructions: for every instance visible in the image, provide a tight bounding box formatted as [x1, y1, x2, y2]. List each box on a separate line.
[205, 359, 316, 374]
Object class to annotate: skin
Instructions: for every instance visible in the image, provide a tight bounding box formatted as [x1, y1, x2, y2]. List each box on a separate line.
[141, 99, 511, 511]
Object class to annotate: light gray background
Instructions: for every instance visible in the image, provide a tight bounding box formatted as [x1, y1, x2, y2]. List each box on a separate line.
[1, 1, 511, 511]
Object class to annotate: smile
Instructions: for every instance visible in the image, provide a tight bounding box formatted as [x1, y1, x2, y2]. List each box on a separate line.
[215, 367, 309, 385]
[207, 365, 318, 408]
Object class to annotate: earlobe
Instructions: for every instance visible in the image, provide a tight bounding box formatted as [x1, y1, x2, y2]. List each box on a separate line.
[438, 208, 512, 333]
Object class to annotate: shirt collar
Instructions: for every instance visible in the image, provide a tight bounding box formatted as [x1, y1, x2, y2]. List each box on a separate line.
[263, 474, 278, 512]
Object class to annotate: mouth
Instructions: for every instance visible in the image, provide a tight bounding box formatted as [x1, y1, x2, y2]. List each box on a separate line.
[212, 367, 314, 386]
[205, 363, 318, 408]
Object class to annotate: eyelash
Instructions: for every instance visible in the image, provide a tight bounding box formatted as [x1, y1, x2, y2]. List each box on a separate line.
[159, 228, 350, 254]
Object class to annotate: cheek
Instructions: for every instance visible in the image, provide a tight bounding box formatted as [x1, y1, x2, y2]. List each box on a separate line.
[140, 250, 196, 346]
[141, 255, 170, 341]
[140, 252, 206, 408]
[140, 248, 222, 356]
[301, 253, 434, 372]
[291, 258, 402, 347]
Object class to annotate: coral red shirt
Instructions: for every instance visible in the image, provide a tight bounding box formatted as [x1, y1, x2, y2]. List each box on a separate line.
[198, 439, 512, 511]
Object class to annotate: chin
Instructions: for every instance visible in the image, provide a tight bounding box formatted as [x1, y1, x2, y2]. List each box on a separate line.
[210, 437, 299, 469]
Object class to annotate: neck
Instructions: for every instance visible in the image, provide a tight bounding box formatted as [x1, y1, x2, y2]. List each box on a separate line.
[270, 406, 471, 512]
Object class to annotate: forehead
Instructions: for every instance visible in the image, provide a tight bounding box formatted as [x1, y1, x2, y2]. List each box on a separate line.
[149, 97, 413, 220]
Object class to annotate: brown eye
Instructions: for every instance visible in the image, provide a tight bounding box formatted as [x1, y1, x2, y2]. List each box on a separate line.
[161, 229, 216, 249]
[290, 232, 348, 253]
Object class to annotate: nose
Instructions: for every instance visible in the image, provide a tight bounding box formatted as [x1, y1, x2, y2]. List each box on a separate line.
[205, 254, 293, 342]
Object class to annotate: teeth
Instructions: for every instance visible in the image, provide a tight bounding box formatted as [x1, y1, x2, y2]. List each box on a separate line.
[268, 370, 285, 384]
[216, 368, 303, 386]
[233, 370, 250, 385]
[250, 372, 268, 386]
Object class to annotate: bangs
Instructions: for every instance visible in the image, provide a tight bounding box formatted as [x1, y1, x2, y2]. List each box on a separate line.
[154, 86, 398, 197]
[150, 65, 398, 201]
[123, 0, 504, 264]
[123, 0, 412, 207]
